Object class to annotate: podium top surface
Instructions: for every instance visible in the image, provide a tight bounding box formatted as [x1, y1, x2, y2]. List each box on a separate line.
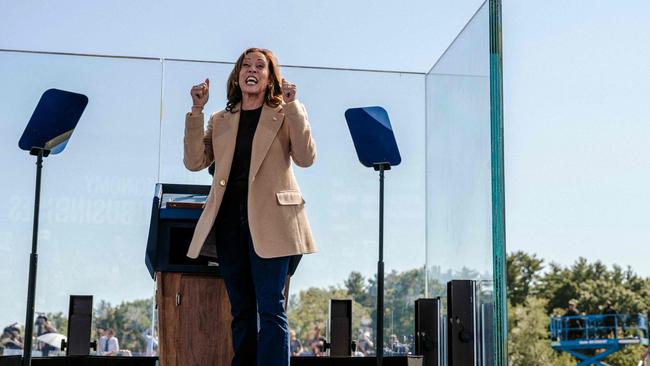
[159, 193, 206, 220]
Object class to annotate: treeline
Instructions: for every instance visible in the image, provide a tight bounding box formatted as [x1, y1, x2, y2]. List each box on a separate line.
[507, 251, 650, 366]
[287, 267, 488, 349]
[35, 252, 650, 364]
[288, 268, 426, 350]
[93, 299, 154, 354]
[288, 253, 650, 365]
[39, 299, 154, 355]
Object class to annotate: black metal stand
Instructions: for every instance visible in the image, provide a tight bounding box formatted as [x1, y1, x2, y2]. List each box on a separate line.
[17, 88, 88, 366]
[344, 106, 400, 366]
[373, 162, 391, 366]
[22, 147, 50, 366]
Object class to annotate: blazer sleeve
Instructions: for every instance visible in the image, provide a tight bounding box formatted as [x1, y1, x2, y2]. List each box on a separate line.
[183, 111, 215, 171]
[283, 100, 317, 167]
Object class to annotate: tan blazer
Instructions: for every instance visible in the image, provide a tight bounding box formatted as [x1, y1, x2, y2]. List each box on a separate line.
[183, 100, 317, 259]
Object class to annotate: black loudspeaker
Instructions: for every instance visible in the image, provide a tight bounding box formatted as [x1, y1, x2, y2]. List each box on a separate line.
[447, 280, 477, 366]
[65, 295, 93, 355]
[414, 298, 440, 366]
[328, 299, 352, 356]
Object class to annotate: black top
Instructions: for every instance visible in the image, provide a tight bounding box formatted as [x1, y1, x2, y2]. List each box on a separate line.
[221, 106, 263, 207]
[200, 106, 263, 259]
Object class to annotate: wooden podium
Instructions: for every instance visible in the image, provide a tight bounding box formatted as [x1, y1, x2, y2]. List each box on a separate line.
[156, 272, 291, 366]
[146, 184, 232, 365]
[147, 185, 290, 366]
[156, 272, 233, 366]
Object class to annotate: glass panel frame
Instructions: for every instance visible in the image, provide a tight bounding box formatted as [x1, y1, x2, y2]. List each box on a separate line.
[424, 0, 506, 364]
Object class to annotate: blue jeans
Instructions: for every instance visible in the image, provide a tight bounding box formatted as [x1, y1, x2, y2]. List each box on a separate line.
[215, 200, 290, 366]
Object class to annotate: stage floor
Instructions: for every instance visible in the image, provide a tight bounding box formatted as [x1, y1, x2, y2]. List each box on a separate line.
[0, 355, 423, 366]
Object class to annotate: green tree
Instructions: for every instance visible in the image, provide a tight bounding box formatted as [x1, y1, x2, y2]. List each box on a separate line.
[365, 268, 428, 347]
[94, 298, 154, 355]
[44, 312, 68, 337]
[603, 344, 646, 366]
[537, 258, 650, 316]
[383, 268, 425, 342]
[344, 271, 369, 306]
[508, 297, 574, 366]
[507, 251, 544, 307]
[287, 286, 371, 344]
[507, 252, 650, 366]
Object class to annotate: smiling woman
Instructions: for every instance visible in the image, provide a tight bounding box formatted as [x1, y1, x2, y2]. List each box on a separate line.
[223, 48, 285, 112]
[183, 47, 317, 366]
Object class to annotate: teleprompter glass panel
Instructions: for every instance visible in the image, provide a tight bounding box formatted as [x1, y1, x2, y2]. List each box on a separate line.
[0, 50, 161, 356]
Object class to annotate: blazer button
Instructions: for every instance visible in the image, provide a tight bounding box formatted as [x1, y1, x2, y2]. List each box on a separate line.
[219, 179, 226, 187]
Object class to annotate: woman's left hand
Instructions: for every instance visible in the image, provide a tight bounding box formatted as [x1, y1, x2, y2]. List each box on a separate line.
[282, 79, 297, 103]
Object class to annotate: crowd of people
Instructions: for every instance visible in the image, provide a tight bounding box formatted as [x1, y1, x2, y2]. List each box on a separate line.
[289, 326, 328, 356]
[35, 315, 59, 356]
[4, 318, 412, 358]
[289, 325, 412, 357]
[561, 299, 646, 341]
[1, 319, 158, 357]
[92, 327, 158, 356]
[0, 315, 60, 356]
[0, 324, 23, 355]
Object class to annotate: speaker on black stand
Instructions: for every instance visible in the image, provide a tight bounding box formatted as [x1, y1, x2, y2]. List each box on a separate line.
[447, 280, 478, 366]
[415, 298, 441, 366]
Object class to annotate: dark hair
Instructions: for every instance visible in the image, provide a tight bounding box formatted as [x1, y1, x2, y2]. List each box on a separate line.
[226, 48, 283, 113]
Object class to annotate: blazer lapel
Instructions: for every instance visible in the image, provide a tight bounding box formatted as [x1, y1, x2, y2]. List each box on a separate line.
[250, 104, 283, 181]
[213, 109, 240, 177]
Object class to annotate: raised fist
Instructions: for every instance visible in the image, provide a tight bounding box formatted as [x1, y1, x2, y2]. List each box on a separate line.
[282, 78, 297, 103]
[191, 78, 210, 108]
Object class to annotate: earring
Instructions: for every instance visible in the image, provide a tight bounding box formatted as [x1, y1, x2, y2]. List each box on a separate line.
[234, 81, 239, 86]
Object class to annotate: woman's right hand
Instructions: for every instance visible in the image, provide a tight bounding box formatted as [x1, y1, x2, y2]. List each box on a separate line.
[191, 78, 210, 108]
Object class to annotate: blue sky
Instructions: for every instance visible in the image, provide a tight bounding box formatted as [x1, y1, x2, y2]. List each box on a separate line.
[0, 0, 482, 72]
[1, 0, 649, 326]
[502, 0, 650, 274]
